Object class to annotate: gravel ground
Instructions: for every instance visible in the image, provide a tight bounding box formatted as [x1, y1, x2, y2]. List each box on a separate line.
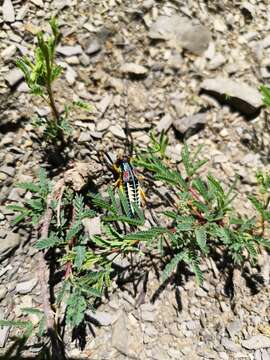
[0, 0, 270, 359]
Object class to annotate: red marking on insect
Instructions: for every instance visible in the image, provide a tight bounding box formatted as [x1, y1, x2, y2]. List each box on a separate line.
[123, 170, 130, 182]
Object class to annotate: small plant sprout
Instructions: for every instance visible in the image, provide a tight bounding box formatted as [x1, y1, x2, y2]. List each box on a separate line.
[16, 18, 69, 143]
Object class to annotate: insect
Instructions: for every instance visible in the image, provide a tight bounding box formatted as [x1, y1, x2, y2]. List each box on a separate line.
[113, 157, 146, 217]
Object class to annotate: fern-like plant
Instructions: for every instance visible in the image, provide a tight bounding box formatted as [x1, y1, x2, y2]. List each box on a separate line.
[134, 135, 270, 283]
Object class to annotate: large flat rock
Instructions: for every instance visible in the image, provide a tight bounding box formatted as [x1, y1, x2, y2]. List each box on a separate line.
[201, 77, 263, 116]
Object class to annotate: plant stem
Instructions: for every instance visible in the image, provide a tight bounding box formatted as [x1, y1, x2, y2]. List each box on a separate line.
[44, 49, 64, 142]
[38, 195, 66, 360]
[47, 83, 60, 123]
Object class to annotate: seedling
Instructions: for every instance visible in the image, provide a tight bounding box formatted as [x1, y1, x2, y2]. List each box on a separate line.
[16, 19, 64, 142]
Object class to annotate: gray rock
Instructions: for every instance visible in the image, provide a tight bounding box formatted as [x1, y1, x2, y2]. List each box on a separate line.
[0, 286, 7, 301]
[142, 0, 154, 10]
[208, 53, 226, 70]
[255, 349, 262, 360]
[16, 278, 38, 294]
[227, 320, 242, 338]
[65, 65, 77, 85]
[17, 82, 29, 93]
[219, 352, 229, 360]
[96, 118, 110, 131]
[82, 217, 101, 237]
[157, 113, 172, 133]
[56, 45, 83, 57]
[173, 113, 207, 137]
[0, 232, 20, 261]
[110, 254, 130, 268]
[0, 165, 15, 177]
[185, 320, 200, 331]
[149, 15, 211, 55]
[167, 53, 183, 70]
[112, 311, 128, 355]
[120, 62, 148, 75]
[3, 0, 15, 22]
[140, 304, 156, 322]
[0, 309, 10, 348]
[96, 94, 113, 115]
[109, 125, 126, 139]
[54, 0, 71, 10]
[221, 337, 242, 352]
[5, 68, 24, 87]
[85, 38, 102, 55]
[30, 0, 44, 7]
[79, 53, 90, 67]
[8, 188, 21, 201]
[201, 77, 263, 116]
[90, 131, 102, 139]
[86, 311, 113, 326]
[128, 83, 148, 111]
[16, 4, 29, 20]
[1, 44, 17, 62]
[242, 335, 270, 350]
[78, 132, 91, 143]
[261, 349, 270, 360]
[144, 324, 158, 337]
[141, 310, 155, 322]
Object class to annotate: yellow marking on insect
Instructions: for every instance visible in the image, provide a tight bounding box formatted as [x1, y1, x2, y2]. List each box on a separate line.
[113, 159, 145, 217]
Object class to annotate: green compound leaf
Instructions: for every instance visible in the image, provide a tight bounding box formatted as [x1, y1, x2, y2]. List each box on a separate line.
[66, 292, 87, 327]
[162, 251, 187, 282]
[195, 227, 209, 254]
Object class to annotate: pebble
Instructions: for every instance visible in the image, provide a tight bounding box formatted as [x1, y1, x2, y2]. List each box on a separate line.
[219, 352, 229, 360]
[96, 94, 113, 115]
[112, 311, 128, 355]
[120, 62, 148, 75]
[0, 165, 15, 177]
[149, 15, 211, 55]
[96, 118, 110, 131]
[227, 320, 243, 338]
[261, 349, 270, 360]
[30, 0, 44, 7]
[173, 113, 207, 137]
[220, 128, 229, 137]
[5, 68, 24, 87]
[86, 311, 113, 326]
[221, 338, 242, 352]
[82, 217, 101, 237]
[1, 44, 17, 62]
[156, 113, 172, 133]
[56, 45, 83, 57]
[3, 0, 15, 23]
[78, 132, 91, 143]
[65, 65, 77, 85]
[16, 4, 29, 20]
[16, 278, 38, 295]
[79, 53, 91, 66]
[109, 125, 126, 139]
[142, 0, 154, 10]
[0, 286, 7, 301]
[85, 37, 102, 55]
[8, 188, 22, 201]
[54, 0, 71, 10]
[208, 53, 226, 70]
[242, 335, 270, 350]
[0, 232, 21, 261]
[0, 309, 10, 348]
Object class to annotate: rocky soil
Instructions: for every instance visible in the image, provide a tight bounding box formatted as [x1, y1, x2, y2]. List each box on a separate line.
[1, 0, 270, 359]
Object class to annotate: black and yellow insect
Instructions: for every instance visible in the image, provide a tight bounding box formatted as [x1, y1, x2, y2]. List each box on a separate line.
[113, 158, 146, 217]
